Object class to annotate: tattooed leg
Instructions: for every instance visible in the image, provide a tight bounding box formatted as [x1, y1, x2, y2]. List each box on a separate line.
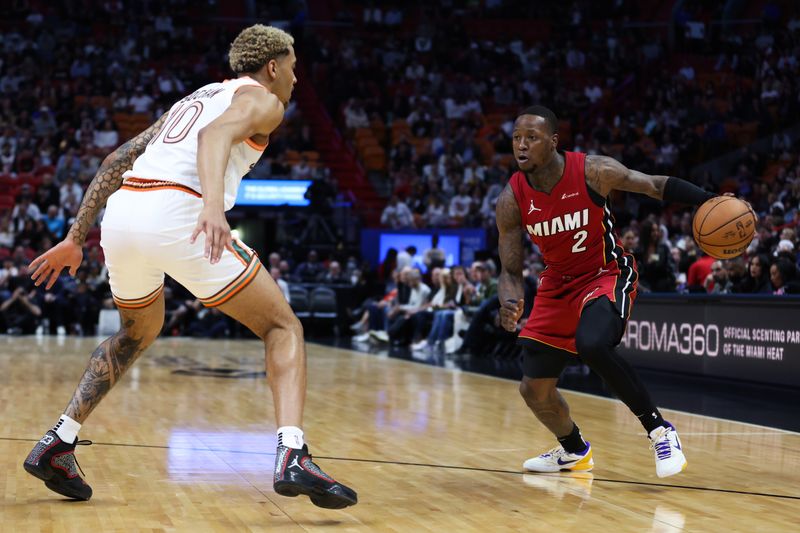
[64, 295, 165, 423]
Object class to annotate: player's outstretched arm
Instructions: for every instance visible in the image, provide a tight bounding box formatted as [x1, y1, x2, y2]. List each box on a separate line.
[68, 112, 169, 245]
[496, 184, 526, 332]
[193, 87, 284, 263]
[29, 112, 169, 289]
[585, 155, 714, 206]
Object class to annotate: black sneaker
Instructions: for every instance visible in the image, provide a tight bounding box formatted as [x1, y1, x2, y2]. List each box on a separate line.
[23, 430, 93, 501]
[273, 445, 357, 509]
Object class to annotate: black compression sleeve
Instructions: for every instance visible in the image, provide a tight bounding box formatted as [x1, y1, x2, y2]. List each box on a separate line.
[663, 177, 716, 206]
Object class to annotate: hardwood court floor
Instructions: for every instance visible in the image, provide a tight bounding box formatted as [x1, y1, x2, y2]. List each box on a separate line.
[1, 336, 798, 532]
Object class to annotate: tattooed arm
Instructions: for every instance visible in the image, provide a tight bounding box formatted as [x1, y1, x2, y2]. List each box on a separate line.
[496, 184, 526, 332]
[584, 155, 668, 200]
[29, 113, 168, 289]
[68, 112, 169, 244]
[585, 155, 717, 207]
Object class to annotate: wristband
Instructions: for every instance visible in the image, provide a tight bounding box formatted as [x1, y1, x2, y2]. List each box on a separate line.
[663, 177, 715, 206]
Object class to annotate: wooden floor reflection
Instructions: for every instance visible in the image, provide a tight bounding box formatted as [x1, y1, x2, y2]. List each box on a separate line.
[1, 336, 797, 532]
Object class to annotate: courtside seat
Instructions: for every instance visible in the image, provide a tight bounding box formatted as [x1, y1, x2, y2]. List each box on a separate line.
[309, 286, 337, 320]
[289, 286, 311, 319]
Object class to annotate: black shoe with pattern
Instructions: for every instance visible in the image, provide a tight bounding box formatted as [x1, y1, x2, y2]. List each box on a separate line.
[273, 445, 357, 509]
[23, 430, 93, 501]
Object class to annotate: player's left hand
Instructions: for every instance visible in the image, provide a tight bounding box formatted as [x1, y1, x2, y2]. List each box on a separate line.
[721, 191, 752, 206]
[499, 298, 524, 332]
[29, 239, 83, 289]
[191, 207, 231, 264]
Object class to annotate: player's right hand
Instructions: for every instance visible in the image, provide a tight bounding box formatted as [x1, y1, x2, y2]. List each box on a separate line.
[29, 239, 83, 289]
[191, 207, 231, 264]
[499, 298, 524, 332]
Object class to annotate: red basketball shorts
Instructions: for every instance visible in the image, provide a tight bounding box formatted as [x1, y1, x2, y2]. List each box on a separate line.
[519, 259, 638, 354]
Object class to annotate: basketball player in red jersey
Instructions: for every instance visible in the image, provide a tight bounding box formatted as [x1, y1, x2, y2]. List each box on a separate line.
[497, 106, 717, 478]
[22, 25, 356, 508]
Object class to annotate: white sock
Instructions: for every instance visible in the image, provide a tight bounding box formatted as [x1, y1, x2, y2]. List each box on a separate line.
[277, 426, 304, 449]
[53, 414, 81, 443]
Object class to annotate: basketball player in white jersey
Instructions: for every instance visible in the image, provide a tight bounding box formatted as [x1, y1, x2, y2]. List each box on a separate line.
[23, 25, 357, 509]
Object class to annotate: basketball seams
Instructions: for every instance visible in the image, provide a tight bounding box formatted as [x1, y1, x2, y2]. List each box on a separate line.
[698, 242, 749, 259]
[697, 196, 734, 236]
[697, 210, 756, 240]
[696, 226, 755, 247]
[698, 206, 755, 238]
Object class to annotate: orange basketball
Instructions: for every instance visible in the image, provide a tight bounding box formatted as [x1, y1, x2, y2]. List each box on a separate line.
[692, 196, 757, 259]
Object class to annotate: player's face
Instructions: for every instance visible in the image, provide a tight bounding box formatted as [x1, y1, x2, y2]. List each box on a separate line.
[512, 115, 556, 172]
[273, 46, 297, 106]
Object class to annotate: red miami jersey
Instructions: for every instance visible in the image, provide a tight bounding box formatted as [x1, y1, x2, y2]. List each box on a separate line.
[509, 150, 638, 353]
[510, 150, 627, 276]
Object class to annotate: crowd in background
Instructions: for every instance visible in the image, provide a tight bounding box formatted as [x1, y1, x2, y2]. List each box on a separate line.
[321, 1, 800, 232]
[317, 1, 800, 289]
[0, 1, 324, 335]
[0, 1, 799, 337]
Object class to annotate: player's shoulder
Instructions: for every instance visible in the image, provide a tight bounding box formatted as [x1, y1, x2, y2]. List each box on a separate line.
[230, 85, 283, 121]
[496, 180, 522, 225]
[232, 83, 277, 103]
[498, 177, 519, 204]
[584, 154, 625, 173]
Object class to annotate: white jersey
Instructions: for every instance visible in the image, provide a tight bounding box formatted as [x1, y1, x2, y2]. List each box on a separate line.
[124, 77, 269, 210]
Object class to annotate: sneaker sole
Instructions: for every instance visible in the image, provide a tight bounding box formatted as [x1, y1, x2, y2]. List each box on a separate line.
[522, 465, 594, 473]
[23, 462, 92, 501]
[273, 481, 357, 509]
[523, 448, 594, 473]
[657, 460, 688, 478]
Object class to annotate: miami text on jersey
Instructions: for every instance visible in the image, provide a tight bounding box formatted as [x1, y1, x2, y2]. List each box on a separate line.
[525, 208, 590, 237]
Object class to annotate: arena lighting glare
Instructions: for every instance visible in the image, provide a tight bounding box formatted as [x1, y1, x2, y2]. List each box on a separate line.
[231, 228, 242, 241]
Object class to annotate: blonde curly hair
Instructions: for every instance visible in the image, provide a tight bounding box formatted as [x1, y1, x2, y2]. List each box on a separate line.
[229, 25, 294, 74]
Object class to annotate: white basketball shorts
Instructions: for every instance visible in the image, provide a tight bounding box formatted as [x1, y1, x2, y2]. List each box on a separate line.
[100, 178, 261, 310]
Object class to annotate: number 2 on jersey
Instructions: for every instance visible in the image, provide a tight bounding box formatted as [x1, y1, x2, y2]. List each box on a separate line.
[149, 102, 204, 145]
[572, 230, 588, 253]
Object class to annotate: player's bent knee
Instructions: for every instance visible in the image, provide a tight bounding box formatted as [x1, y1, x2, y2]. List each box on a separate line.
[288, 316, 304, 338]
[519, 378, 555, 405]
[575, 330, 604, 359]
[258, 314, 303, 343]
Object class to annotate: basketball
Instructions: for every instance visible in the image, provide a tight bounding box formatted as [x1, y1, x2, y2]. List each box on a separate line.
[692, 196, 757, 259]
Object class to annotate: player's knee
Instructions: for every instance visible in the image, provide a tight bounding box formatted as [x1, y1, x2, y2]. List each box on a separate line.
[519, 378, 554, 407]
[258, 314, 303, 342]
[120, 315, 162, 345]
[575, 328, 604, 360]
[287, 315, 304, 339]
[118, 322, 159, 349]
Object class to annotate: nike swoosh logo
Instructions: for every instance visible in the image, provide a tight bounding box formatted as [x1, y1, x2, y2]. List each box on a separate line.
[557, 458, 576, 465]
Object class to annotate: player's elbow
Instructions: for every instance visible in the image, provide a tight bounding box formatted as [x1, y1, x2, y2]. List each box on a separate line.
[196, 124, 217, 144]
[500, 267, 522, 279]
[197, 124, 232, 150]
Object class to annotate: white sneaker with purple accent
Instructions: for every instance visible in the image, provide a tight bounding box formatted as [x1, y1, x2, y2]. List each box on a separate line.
[522, 443, 593, 473]
[649, 423, 687, 478]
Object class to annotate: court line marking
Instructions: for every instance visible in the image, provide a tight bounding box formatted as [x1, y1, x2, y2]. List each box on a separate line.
[678, 432, 792, 436]
[3, 436, 798, 502]
[207, 442, 306, 527]
[561, 387, 800, 436]
[318, 342, 800, 436]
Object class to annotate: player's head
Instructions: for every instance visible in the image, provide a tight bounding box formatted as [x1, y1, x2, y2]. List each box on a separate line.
[513, 105, 558, 173]
[229, 24, 296, 106]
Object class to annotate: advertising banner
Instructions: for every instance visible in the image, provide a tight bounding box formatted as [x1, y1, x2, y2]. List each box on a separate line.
[618, 296, 800, 387]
